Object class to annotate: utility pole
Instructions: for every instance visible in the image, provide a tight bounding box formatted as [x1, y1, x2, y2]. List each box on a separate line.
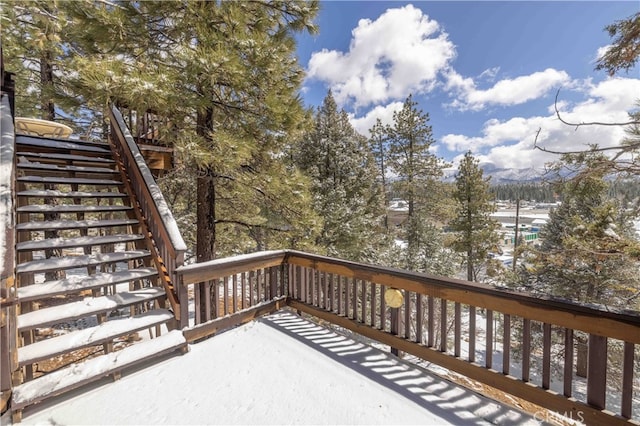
[512, 198, 520, 271]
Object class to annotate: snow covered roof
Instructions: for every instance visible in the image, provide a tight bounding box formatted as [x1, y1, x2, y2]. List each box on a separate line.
[19, 311, 537, 425]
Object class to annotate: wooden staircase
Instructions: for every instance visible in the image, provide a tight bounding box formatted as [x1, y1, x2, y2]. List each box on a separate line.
[10, 133, 186, 417]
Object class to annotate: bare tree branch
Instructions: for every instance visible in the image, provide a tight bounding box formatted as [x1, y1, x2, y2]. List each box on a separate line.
[554, 89, 640, 128]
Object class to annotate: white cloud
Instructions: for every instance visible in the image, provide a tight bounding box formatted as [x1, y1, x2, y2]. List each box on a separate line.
[349, 102, 404, 136]
[440, 77, 640, 169]
[445, 68, 571, 111]
[306, 5, 456, 108]
[594, 44, 612, 64]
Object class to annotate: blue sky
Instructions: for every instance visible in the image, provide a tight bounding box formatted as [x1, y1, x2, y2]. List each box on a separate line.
[295, 1, 640, 171]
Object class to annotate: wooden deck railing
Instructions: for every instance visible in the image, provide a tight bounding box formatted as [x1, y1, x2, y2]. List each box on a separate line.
[176, 251, 288, 340]
[177, 250, 640, 425]
[108, 105, 187, 318]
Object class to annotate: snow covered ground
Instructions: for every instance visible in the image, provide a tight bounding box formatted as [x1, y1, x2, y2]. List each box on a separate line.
[13, 311, 540, 426]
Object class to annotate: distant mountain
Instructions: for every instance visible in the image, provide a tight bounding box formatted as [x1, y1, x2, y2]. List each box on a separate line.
[443, 163, 546, 184]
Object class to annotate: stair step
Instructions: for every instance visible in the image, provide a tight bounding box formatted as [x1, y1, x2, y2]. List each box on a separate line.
[17, 189, 127, 199]
[17, 233, 144, 252]
[18, 309, 174, 367]
[17, 176, 123, 186]
[17, 151, 114, 164]
[16, 250, 150, 275]
[17, 287, 165, 331]
[16, 135, 111, 154]
[17, 161, 118, 175]
[12, 329, 186, 409]
[17, 266, 158, 302]
[17, 266, 157, 302]
[17, 218, 138, 232]
[17, 204, 130, 214]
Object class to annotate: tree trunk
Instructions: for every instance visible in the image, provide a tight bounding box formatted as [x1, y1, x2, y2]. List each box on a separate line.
[195, 108, 215, 320]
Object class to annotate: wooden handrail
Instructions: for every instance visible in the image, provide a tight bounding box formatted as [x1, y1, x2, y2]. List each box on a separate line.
[108, 105, 186, 318]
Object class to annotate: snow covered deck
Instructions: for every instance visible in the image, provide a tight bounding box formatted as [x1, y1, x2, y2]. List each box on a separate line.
[17, 311, 538, 425]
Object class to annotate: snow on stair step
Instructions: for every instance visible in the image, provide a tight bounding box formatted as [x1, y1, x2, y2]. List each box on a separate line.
[17, 204, 131, 214]
[17, 266, 157, 301]
[17, 218, 138, 232]
[17, 189, 127, 199]
[16, 135, 111, 154]
[11, 330, 186, 409]
[17, 175, 123, 186]
[18, 309, 175, 366]
[17, 287, 166, 331]
[17, 251, 151, 279]
[16, 161, 118, 175]
[17, 233, 143, 252]
[17, 151, 114, 164]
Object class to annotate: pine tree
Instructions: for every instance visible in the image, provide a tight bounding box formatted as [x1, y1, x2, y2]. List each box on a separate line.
[297, 91, 386, 262]
[450, 152, 501, 282]
[369, 118, 390, 229]
[523, 156, 640, 309]
[385, 94, 451, 272]
[53, 1, 321, 261]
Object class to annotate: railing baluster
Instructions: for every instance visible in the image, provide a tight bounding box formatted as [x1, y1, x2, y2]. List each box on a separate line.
[564, 328, 573, 397]
[416, 294, 422, 344]
[522, 319, 530, 382]
[587, 334, 607, 410]
[404, 290, 411, 339]
[369, 282, 375, 327]
[503, 314, 510, 375]
[469, 306, 476, 363]
[232, 274, 238, 313]
[428, 296, 434, 348]
[379, 284, 386, 330]
[241, 272, 247, 309]
[212, 279, 219, 319]
[351, 278, 357, 320]
[270, 266, 277, 300]
[454, 302, 461, 357]
[250, 270, 256, 306]
[361, 280, 366, 324]
[542, 323, 551, 390]
[621, 341, 634, 419]
[440, 299, 447, 353]
[338, 276, 343, 315]
[486, 309, 493, 369]
[323, 271, 329, 310]
[309, 268, 320, 306]
[223, 276, 229, 316]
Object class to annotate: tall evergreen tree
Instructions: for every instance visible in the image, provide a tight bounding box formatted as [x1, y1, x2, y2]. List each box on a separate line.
[53, 0, 321, 260]
[297, 91, 386, 262]
[450, 152, 501, 282]
[385, 94, 451, 272]
[369, 118, 390, 229]
[523, 156, 640, 309]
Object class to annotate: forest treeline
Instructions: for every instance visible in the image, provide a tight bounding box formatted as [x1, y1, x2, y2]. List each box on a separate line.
[2, 2, 639, 313]
[490, 180, 640, 205]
